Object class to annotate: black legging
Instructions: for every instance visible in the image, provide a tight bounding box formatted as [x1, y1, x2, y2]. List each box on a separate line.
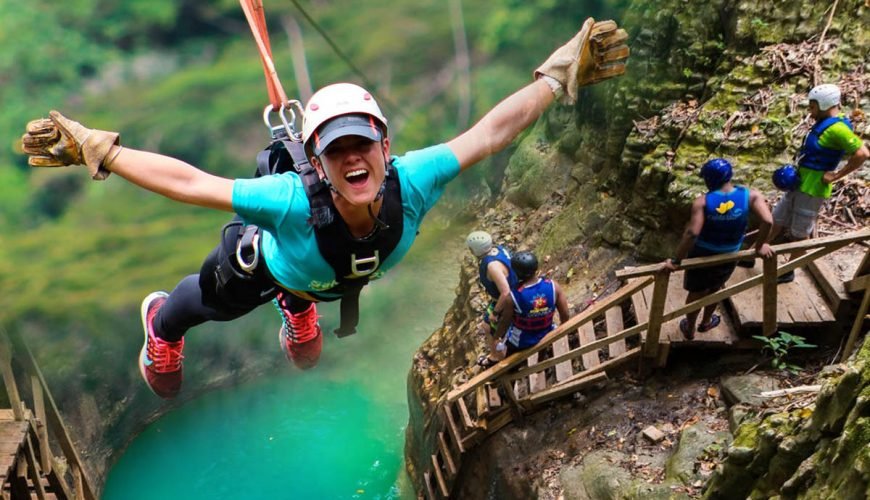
[154, 219, 313, 342]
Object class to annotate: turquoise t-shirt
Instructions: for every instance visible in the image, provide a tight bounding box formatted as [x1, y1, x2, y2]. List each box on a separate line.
[231, 143, 460, 297]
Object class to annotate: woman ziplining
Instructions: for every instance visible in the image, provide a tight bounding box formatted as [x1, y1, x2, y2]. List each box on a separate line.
[20, 15, 629, 399]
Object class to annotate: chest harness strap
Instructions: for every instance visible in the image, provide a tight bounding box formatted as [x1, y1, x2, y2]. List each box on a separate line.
[240, 131, 403, 337]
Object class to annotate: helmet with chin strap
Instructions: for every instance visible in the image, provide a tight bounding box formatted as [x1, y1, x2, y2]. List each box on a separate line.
[699, 158, 733, 191]
[511, 251, 538, 281]
[302, 83, 388, 157]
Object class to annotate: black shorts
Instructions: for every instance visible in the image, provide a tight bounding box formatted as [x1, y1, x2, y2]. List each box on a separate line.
[683, 246, 738, 293]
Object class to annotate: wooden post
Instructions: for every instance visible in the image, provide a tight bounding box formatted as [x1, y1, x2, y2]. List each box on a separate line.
[840, 288, 870, 363]
[762, 255, 778, 337]
[73, 463, 85, 500]
[0, 334, 24, 421]
[31, 376, 52, 474]
[643, 272, 670, 358]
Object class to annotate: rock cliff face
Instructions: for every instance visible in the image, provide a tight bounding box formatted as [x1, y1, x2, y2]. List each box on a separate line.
[406, 0, 869, 497]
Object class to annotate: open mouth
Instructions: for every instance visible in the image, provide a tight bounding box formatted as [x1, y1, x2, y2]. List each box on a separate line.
[344, 168, 369, 186]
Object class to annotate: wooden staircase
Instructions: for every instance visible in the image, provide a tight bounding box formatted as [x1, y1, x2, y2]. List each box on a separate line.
[419, 228, 870, 499]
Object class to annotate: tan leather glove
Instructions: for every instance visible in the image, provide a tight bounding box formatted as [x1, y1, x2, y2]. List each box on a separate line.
[535, 18, 630, 104]
[21, 110, 119, 180]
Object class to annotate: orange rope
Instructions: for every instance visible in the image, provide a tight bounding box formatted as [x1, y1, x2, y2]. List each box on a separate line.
[240, 0, 288, 110]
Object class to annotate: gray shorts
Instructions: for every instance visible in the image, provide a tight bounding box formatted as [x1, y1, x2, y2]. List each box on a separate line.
[772, 190, 825, 239]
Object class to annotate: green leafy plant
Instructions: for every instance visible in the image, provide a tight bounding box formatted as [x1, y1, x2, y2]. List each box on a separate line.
[752, 331, 816, 374]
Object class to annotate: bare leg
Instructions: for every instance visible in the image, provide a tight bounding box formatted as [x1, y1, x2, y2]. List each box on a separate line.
[683, 290, 710, 337]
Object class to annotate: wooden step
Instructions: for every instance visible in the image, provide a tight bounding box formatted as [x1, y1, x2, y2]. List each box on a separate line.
[728, 265, 835, 328]
[552, 336, 574, 382]
[431, 454, 449, 497]
[442, 405, 465, 454]
[437, 432, 457, 479]
[423, 472, 436, 500]
[455, 398, 475, 430]
[527, 352, 547, 394]
[605, 306, 627, 358]
[578, 322, 600, 369]
[807, 260, 850, 315]
[632, 274, 741, 346]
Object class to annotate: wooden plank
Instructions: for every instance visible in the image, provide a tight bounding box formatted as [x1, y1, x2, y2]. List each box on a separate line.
[431, 454, 449, 497]
[643, 272, 670, 357]
[423, 472, 437, 500]
[841, 288, 870, 363]
[447, 276, 653, 402]
[24, 434, 47, 500]
[526, 352, 547, 394]
[808, 260, 850, 313]
[480, 407, 514, 434]
[578, 322, 600, 369]
[506, 322, 647, 382]
[853, 248, 870, 280]
[762, 255, 778, 337]
[486, 384, 501, 409]
[442, 405, 465, 454]
[616, 228, 870, 278]
[30, 376, 52, 475]
[552, 337, 574, 382]
[630, 281, 651, 325]
[845, 274, 870, 293]
[437, 432, 457, 478]
[527, 373, 608, 405]
[605, 306, 627, 357]
[0, 336, 24, 421]
[475, 385, 488, 419]
[525, 348, 641, 406]
[455, 398, 475, 431]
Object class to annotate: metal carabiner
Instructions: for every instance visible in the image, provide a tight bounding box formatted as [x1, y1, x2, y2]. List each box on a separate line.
[262, 101, 304, 141]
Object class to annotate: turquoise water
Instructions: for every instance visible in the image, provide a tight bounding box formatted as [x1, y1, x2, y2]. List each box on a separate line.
[102, 223, 464, 500]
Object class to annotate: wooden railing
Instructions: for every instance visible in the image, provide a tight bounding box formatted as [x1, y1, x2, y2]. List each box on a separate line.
[0, 329, 97, 500]
[616, 227, 870, 355]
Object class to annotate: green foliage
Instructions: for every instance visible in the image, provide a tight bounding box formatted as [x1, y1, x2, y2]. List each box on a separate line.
[752, 331, 817, 374]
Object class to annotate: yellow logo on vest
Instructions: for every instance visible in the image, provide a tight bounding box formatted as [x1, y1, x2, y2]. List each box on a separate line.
[716, 200, 735, 214]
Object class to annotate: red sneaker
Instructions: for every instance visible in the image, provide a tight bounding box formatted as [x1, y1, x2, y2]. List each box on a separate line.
[139, 292, 184, 399]
[274, 294, 323, 370]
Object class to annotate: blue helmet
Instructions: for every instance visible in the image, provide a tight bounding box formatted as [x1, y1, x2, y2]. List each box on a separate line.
[700, 158, 733, 191]
[773, 164, 800, 191]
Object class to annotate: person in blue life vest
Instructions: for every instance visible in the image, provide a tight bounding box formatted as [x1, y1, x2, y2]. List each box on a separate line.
[466, 231, 518, 368]
[19, 19, 630, 398]
[768, 83, 869, 283]
[662, 158, 774, 339]
[493, 251, 570, 355]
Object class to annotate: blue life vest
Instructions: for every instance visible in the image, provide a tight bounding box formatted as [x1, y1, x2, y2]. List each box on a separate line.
[507, 278, 556, 349]
[478, 245, 518, 299]
[798, 116, 853, 172]
[695, 185, 750, 253]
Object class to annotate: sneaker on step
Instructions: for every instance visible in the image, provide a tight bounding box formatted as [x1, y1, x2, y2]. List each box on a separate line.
[777, 270, 795, 284]
[139, 291, 184, 399]
[274, 294, 323, 370]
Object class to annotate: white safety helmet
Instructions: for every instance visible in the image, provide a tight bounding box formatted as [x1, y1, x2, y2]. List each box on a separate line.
[808, 84, 840, 111]
[466, 231, 494, 257]
[302, 83, 388, 155]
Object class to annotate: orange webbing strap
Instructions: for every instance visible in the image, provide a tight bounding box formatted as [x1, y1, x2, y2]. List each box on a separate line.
[240, 0, 288, 110]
